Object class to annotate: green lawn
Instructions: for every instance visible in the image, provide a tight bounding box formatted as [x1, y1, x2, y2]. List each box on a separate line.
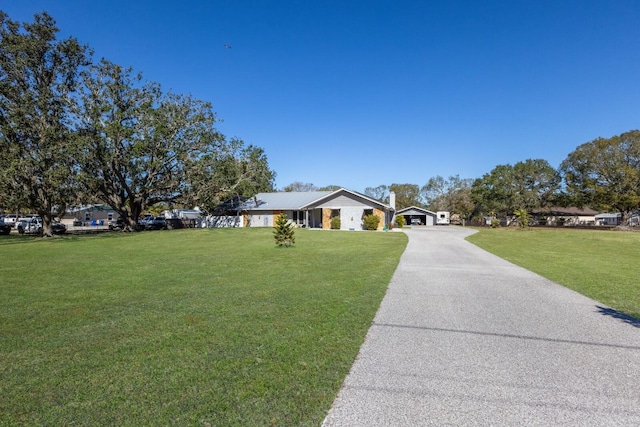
[466, 227, 640, 319]
[0, 228, 407, 426]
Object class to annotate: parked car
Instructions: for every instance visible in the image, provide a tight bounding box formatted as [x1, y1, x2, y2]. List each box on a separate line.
[411, 218, 422, 225]
[16, 217, 66, 235]
[16, 217, 42, 235]
[52, 221, 67, 235]
[145, 217, 166, 230]
[0, 216, 13, 235]
[108, 218, 125, 231]
[2, 214, 18, 227]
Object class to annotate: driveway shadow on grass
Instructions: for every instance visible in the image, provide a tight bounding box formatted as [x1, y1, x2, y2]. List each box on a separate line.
[596, 305, 640, 328]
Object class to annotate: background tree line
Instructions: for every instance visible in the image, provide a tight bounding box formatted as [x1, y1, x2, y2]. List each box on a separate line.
[0, 11, 275, 235]
[360, 130, 639, 225]
[283, 130, 639, 226]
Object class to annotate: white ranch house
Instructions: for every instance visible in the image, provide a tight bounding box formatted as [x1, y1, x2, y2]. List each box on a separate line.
[236, 188, 395, 231]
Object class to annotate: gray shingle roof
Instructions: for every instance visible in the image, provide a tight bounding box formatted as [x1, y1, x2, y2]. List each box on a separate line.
[238, 191, 333, 211]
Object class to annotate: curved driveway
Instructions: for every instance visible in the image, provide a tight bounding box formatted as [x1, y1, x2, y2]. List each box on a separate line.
[323, 227, 640, 426]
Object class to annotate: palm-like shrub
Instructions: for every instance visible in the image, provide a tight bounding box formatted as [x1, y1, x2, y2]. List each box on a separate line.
[273, 213, 295, 247]
[514, 208, 531, 228]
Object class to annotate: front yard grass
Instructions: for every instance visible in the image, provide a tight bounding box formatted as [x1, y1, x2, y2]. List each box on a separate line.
[0, 228, 407, 426]
[466, 227, 640, 319]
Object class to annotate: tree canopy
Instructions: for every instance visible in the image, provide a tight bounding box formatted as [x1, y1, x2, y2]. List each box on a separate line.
[0, 11, 91, 235]
[0, 11, 274, 232]
[560, 130, 640, 222]
[471, 159, 560, 217]
[389, 183, 422, 210]
[421, 175, 475, 222]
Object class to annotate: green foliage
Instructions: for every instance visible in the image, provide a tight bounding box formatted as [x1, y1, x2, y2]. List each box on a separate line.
[421, 175, 475, 220]
[389, 183, 422, 209]
[0, 11, 91, 236]
[0, 228, 408, 425]
[364, 185, 390, 203]
[330, 216, 341, 229]
[514, 208, 531, 228]
[467, 228, 640, 319]
[490, 217, 501, 228]
[0, 10, 275, 233]
[395, 214, 406, 228]
[363, 214, 381, 231]
[471, 159, 560, 218]
[560, 130, 640, 223]
[273, 212, 295, 246]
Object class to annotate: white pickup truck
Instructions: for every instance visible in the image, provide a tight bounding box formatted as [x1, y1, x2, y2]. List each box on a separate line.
[16, 217, 67, 235]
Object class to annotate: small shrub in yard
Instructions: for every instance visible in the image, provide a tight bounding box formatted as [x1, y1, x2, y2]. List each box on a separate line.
[514, 208, 531, 228]
[330, 216, 341, 230]
[395, 215, 405, 228]
[490, 217, 501, 228]
[363, 214, 380, 231]
[273, 213, 295, 247]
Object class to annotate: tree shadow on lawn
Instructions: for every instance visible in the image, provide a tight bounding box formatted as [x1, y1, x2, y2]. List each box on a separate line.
[596, 305, 640, 328]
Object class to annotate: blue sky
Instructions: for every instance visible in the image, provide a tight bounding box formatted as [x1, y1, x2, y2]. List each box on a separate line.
[3, 1, 640, 192]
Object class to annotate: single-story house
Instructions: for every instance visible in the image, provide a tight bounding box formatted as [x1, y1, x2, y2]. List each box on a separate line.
[595, 212, 622, 226]
[530, 207, 598, 226]
[395, 206, 438, 226]
[237, 188, 395, 230]
[61, 204, 119, 226]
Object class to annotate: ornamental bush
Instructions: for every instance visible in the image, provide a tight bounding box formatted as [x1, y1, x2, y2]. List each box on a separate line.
[330, 216, 341, 230]
[395, 215, 405, 228]
[363, 214, 380, 231]
[273, 213, 295, 247]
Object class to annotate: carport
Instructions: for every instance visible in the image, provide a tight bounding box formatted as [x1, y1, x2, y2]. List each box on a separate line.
[395, 206, 437, 226]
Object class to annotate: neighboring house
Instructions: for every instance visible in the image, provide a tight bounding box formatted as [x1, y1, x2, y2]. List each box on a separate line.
[530, 207, 598, 226]
[395, 206, 437, 226]
[61, 204, 118, 226]
[237, 188, 394, 230]
[595, 212, 622, 226]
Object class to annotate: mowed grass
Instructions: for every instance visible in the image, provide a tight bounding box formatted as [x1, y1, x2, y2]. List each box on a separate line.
[0, 228, 407, 426]
[466, 227, 640, 319]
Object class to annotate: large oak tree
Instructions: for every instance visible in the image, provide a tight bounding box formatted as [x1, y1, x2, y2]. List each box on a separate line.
[471, 159, 560, 218]
[0, 11, 90, 236]
[560, 130, 640, 223]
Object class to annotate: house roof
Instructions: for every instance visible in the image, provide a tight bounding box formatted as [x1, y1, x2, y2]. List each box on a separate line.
[300, 188, 390, 210]
[239, 191, 333, 211]
[396, 206, 436, 216]
[238, 188, 392, 211]
[595, 212, 621, 219]
[531, 206, 598, 216]
[66, 204, 115, 213]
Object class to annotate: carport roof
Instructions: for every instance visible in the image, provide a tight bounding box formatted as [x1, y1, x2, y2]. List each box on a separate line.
[396, 206, 436, 216]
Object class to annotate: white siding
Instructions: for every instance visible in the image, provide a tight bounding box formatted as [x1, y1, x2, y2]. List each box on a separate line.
[340, 207, 366, 230]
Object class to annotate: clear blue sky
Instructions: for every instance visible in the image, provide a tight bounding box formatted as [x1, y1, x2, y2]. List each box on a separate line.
[3, 1, 640, 192]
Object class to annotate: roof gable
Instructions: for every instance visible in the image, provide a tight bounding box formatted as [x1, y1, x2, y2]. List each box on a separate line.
[396, 206, 436, 216]
[238, 188, 392, 211]
[301, 188, 390, 210]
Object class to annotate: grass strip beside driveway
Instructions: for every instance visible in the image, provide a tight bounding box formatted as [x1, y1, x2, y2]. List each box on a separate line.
[466, 227, 640, 320]
[0, 228, 407, 426]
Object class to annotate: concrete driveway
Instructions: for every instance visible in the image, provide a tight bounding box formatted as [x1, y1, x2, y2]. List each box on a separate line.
[323, 227, 640, 426]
